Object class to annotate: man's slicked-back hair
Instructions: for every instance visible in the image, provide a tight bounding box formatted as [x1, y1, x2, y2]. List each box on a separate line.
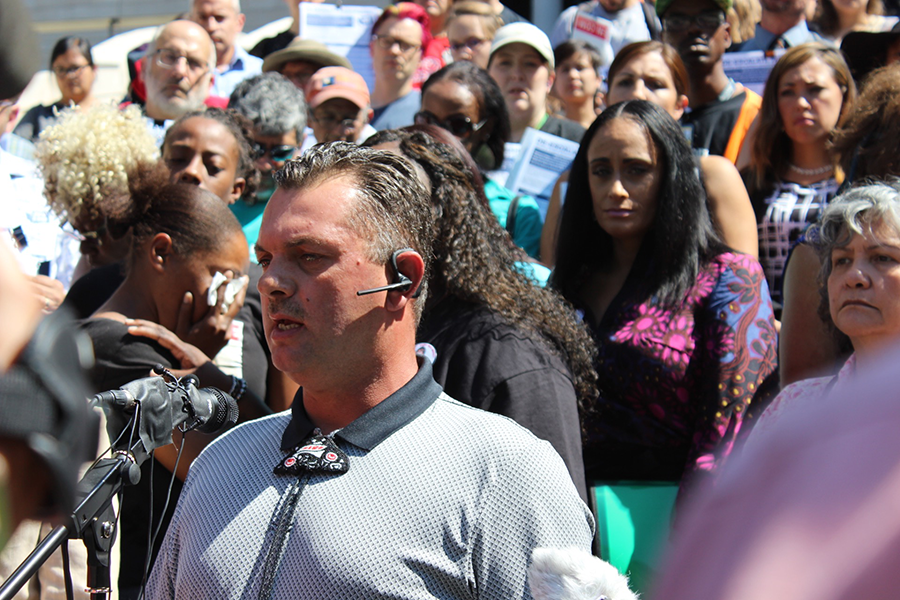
[274, 142, 434, 315]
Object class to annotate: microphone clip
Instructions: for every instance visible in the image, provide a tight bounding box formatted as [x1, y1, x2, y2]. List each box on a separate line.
[356, 248, 421, 297]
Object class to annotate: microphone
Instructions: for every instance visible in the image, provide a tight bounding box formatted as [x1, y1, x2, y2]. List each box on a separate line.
[356, 248, 421, 297]
[92, 371, 239, 437]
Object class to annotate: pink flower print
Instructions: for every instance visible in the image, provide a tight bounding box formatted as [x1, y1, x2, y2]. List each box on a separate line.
[688, 270, 717, 302]
[613, 303, 666, 345]
[657, 316, 694, 368]
[703, 321, 735, 358]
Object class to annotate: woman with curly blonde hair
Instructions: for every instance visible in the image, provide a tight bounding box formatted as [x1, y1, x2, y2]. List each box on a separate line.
[36, 103, 159, 275]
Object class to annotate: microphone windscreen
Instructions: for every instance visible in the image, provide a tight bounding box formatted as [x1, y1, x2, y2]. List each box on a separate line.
[0, 0, 40, 99]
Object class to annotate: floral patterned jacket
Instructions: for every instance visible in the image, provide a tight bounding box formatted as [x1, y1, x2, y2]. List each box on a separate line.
[583, 252, 778, 488]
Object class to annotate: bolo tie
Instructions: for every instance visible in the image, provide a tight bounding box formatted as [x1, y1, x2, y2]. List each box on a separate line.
[257, 430, 350, 600]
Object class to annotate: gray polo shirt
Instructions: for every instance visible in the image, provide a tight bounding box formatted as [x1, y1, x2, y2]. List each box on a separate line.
[146, 360, 594, 599]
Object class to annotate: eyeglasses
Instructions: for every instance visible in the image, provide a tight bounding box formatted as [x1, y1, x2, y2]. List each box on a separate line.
[414, 111, 487, 138]
[251, 141, 297, 163]
[662, 11, 726, 32]
[53, 64, 89, 77]
[312, 111, 363, 130]
[154, 48, 210, 74]
[371, 34, 421, 54]
[449, 37, 488, 53]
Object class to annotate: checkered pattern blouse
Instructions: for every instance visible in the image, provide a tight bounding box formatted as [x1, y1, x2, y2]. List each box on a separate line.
[757, 178, 839, 309]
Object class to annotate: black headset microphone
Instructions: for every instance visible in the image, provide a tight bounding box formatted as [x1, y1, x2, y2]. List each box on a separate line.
[357, 248, 422, 297]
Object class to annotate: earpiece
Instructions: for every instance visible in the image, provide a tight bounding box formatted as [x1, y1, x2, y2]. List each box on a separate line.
[356, 248, 421, 297]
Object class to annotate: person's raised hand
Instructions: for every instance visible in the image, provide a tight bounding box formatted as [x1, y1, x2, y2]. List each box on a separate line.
[174, 272, 249, 357]
[30, 274, 65, 314]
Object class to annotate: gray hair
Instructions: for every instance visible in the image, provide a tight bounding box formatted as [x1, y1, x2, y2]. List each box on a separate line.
[274, 142, 434, 319]
[811, 178, 900, 325]
[229, 73, 307, 140]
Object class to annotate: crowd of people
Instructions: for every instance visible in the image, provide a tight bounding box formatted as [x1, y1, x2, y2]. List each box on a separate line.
[4, 0, 900, 598]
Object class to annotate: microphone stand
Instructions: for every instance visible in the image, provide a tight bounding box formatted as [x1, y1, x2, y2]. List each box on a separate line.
[0, 368, 212, 600]
[0, 445, 142, 600]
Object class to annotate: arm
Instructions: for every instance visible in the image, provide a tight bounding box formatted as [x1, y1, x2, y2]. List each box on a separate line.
[688, 255, 778, 481]
[734, 114, 758, 173]
[700, 155, 758, 257]
[540, 171, 569, 267]
[779, 243, 844, 386]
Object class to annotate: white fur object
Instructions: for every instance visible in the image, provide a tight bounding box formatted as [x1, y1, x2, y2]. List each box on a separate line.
[528, 547, 640, 600]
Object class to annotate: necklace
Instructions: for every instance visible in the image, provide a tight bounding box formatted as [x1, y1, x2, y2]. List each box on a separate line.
[788, 163, 833, 176]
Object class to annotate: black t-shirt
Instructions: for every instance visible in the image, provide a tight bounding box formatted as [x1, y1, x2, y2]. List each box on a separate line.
[681, 91, 748, 158]
[540, 115, 587, 144]
[418, 295, 587, 500]
[249, 28, 294, 59]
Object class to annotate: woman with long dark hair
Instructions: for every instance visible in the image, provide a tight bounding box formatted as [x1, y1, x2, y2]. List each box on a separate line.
[554, 99, 777, 493]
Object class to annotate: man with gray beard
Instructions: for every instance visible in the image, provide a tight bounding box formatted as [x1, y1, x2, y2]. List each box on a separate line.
[142, 20, 215, 123]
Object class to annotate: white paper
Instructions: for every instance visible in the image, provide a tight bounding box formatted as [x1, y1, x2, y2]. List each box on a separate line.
[570, 12, 614, 66]
[297, 3, 384, 95]
[504, 128, 580, 220]
[723, 49, 786, 97]
[485, 142, 521, 188]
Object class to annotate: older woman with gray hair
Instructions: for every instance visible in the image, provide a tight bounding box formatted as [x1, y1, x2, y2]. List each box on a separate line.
[749, 179, 900, 443]
[228, 72, 307, 205]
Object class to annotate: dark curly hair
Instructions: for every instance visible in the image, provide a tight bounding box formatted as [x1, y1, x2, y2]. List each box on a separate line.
[832, 64, 900, 184]
[162, 107, 261, 202]
[364, 126, 598, 415]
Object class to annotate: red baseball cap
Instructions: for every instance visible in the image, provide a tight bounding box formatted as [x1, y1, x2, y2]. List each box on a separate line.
[305, 67, 370, 110]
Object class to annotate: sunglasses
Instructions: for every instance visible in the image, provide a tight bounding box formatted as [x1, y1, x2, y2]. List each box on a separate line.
[252, 142, 297, 163]
[414, 111, 488, 138]
[662, 11, 726, 33]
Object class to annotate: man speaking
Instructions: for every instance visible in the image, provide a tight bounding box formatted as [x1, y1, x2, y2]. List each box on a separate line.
[146, 143, 593, 599]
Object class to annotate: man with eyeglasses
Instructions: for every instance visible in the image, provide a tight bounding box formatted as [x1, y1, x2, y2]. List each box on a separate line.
[659, 0, 761, 164]
[733, 0, 827, 51]
[369, 3, 431, 130]
[142, 20, 216, 124]
[190, 0, 262, 97]
[305, 67, 376, 147]
[229, 72, 307, 250]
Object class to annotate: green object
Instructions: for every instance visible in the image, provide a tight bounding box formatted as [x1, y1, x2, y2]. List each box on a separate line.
[590, 482, 679, 594]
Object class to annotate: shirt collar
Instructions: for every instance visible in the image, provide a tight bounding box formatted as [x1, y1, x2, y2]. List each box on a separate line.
[280, 358, 443, 452]
[753, 20, 812, 48]
[223, 45, 249, 72]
